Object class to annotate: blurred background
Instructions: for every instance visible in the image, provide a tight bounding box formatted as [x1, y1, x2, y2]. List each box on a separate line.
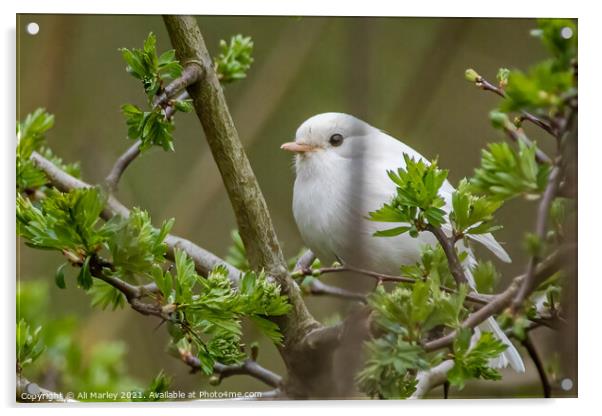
[17, 15, 575, 398]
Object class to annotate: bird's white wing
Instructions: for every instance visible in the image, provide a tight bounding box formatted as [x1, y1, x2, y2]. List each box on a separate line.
[373, 132, 512, 263]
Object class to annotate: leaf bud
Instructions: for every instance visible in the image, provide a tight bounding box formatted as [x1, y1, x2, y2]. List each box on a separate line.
[464, 68, 481, 83]
[489, 111, 512, 130]
[209, 375, 221, 386]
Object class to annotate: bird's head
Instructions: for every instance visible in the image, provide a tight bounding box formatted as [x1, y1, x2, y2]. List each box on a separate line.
[281, 113, 375, 162]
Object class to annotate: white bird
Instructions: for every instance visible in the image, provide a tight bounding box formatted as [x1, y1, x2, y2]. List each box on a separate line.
[281, 112, 525, 373]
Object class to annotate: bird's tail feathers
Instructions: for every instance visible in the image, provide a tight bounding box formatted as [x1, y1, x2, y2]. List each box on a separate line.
[462, 252, 525, 373]
[474, 317, 526, 373]
[468, 233, 512, 263]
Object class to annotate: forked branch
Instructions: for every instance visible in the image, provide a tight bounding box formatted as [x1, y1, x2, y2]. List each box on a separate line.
[162, 15, 320, 355]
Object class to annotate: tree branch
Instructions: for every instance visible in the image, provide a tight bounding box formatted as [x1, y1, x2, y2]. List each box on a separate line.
[30, 151, 242, 284]
[162, 16, 319, 362]
[180, 351, 283, 388]
[17, 374, 78, 403]
[512, 165, 561, 311]
[521, 333, 551, 398]
[20, 173, 283, 389]
[410, 360, 455, 399]
[423, 246, 569, 353]
[163, 15, 287, 278]
[294, 261, 490, 306]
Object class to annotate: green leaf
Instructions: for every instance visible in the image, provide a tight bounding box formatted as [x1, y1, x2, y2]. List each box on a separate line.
[90, 279, 126, 310]
[535, 19, 577, 70]
[173, 99, 193, 113]
[225, 230, 250, 271]
[120, 32, 184, 101]
[496, 68, 510, 87]
[501, 61, 573, 113]
[55, 262, 67, 289]
[470, 141, 550, 201]
[17, 319, 46, 368]
[370, 154, 449, 236]
[120, 48, 146, 80]
[214, 35, 254, 84]
[131, 370, 172, 402]
[450, 179, 503, 235]
[77, 256, 93, 290]
[17, 187, 107, 253]
[16, 108, 57, 192]
[472, 261, 499, 294]
[369, 203, 407, 223]
[17, 108, 55, 156]
[448, 331, 507, 389]
[250, 316, 284, 345]
[118, 34, 193, 153]
[356, 333, 428, 399]
[159, 252, 290, 369]
[103, 209, 173, 278]
[373, 226, 411, 237]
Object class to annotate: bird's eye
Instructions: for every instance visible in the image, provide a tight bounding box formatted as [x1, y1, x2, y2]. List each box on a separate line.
[329, 133, 344, 147]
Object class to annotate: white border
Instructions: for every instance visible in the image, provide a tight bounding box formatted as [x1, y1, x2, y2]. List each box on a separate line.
[2, 1, 600, 414]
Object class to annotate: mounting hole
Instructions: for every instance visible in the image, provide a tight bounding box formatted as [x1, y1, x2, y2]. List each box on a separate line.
[561, 27, 573, 40]
[26, 22, 40, 35]
[560, 378, 573, 391]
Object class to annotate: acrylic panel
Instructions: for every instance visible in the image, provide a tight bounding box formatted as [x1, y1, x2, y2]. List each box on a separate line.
[16, 14, 577, 402]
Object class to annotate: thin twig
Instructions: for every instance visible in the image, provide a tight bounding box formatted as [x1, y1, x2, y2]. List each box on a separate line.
[476, 77, 506, 99]
[501, 124, 553, 165]
[307, 279, 367, 302]
[521, 333, 551, 398]
[105, 141, 141, 192]
[104, 90, 191, 192]
[318, 265, 417, 284]
[154, 64, 202, 109]
[517, 113, 557, 136]
[512, 165, 561, 311]
[476, 76, 557, 138]
[180, 351, 283, 388]
[293, 251, 368, 301]
[425, 224, 469, 286]
[296, 264, 490, 306]
[294, 249, 316, 272]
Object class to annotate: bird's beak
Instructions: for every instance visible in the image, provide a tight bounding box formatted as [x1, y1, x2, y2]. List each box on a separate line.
[280, 142, 316, 153]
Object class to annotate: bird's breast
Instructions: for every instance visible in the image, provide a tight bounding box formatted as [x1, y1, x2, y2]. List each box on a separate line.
[292, 156, 432, 273]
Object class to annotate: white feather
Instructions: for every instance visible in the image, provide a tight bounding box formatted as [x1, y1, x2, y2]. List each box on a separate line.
[290, 112, 524, 372]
